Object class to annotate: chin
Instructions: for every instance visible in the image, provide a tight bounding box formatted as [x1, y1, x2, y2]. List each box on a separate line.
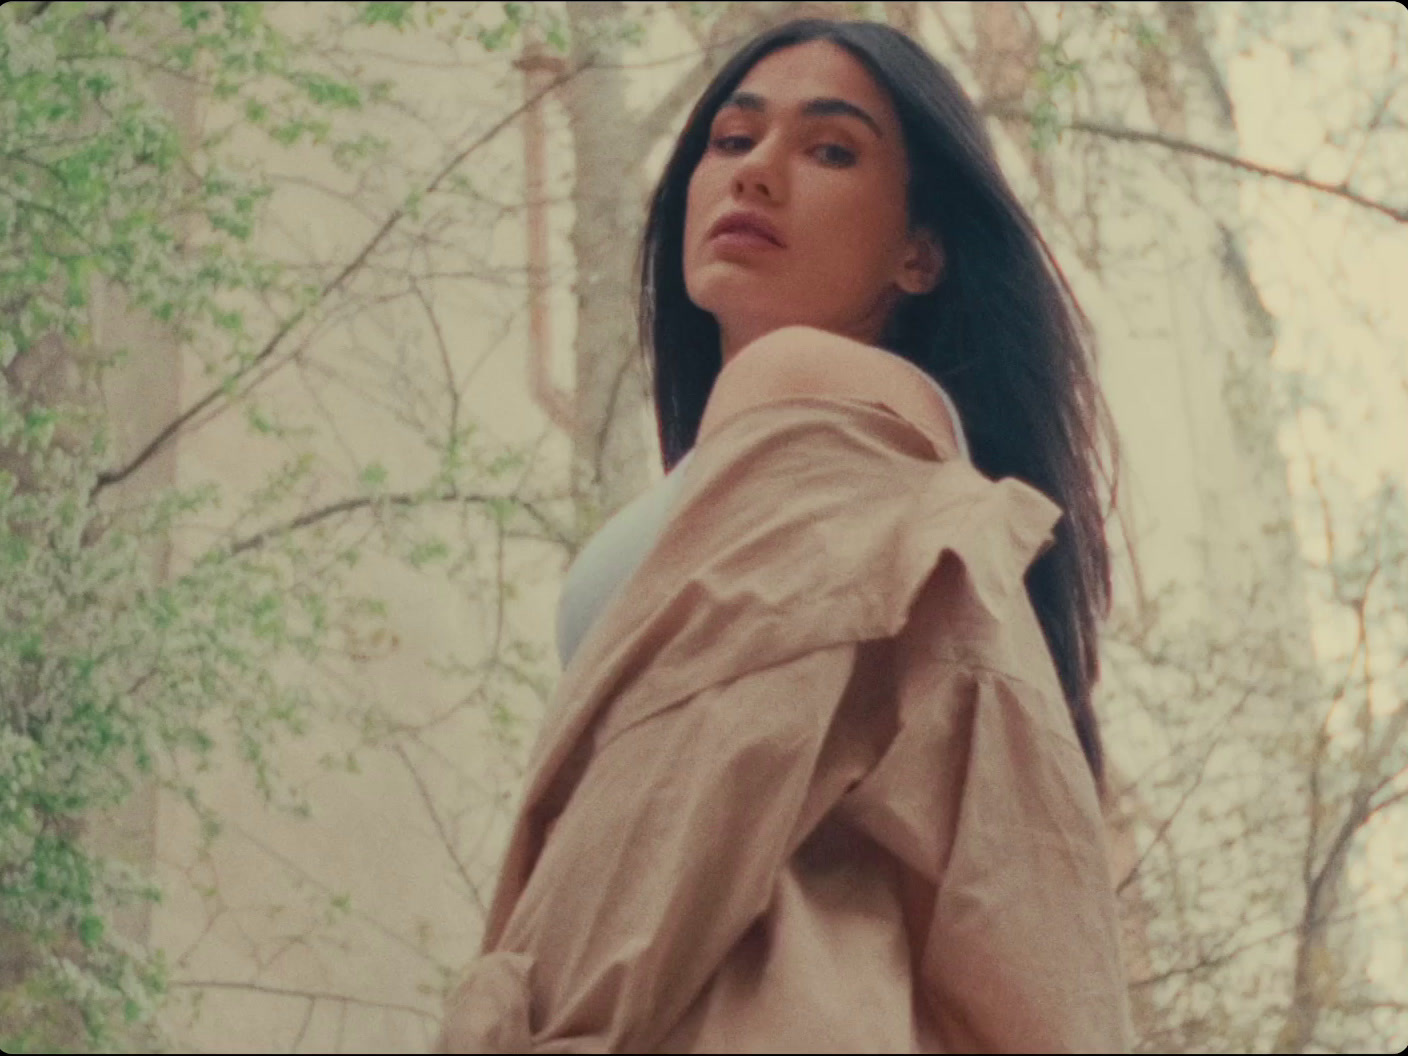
[688, 278, 777, 324]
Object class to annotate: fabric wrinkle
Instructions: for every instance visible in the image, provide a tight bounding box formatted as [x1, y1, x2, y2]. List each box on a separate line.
[435, 396, 1132, 1054]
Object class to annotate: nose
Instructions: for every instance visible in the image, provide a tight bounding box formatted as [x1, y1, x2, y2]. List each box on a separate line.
[731, 134, 785, 204]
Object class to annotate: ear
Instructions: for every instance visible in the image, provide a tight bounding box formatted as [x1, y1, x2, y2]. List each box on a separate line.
[895, 228, 943, 296]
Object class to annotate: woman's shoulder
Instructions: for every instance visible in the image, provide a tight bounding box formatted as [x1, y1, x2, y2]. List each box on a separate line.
[698, 326, 962, 458]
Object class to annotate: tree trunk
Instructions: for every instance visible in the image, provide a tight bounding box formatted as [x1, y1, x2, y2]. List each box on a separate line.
[0, 7, 194, 1037]
[561, 2, 654, 538]
[550, 2, 854, 538]
[1130, 3, 1334, 1047]
[78, 25, 198, 954]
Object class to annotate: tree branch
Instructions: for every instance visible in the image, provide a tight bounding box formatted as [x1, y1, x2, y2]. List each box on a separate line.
[91, 56, 596, 498]
[227, 490, 574, 557]
[883, 2, 920, 35]
[1367, 779, 1408, 820]
[1364, 699, 1408, 801]
[390, 743, 487, 915]
[634, 54, 714, 147]
[1129, 889, 1406, 991]
[169, 979, 437, 1022]
[640, 1, 813, 147]
[666, 0, 711, 48]
[929, 1, 971, 64]
[982, 104, 1408, 223]
[1116, 684, 1255, 896]
[217, 816, 441, 969]
[410, 277, 461, 450]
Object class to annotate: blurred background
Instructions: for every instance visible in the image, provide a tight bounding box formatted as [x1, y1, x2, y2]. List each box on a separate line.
[0, 1, 1404, 1051]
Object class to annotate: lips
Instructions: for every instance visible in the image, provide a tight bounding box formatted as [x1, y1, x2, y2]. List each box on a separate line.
[708, 210, 785, 247]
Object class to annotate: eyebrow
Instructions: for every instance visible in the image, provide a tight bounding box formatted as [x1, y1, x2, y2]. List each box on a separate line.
[718, 90, 885, 140]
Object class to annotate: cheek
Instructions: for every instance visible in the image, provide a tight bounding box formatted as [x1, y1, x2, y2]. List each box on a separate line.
[804, 175, 908, 276]
[684, 160, 720, 237]
[683, 162, 725, 281]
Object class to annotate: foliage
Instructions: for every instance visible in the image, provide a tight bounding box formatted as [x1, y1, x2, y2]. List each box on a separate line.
[3, 1, 1406, 1052]
[0, 1, 483, 1049]
[1029, 39, 1084, 152]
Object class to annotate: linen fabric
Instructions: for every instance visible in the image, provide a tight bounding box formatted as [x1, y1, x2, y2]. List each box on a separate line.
[555, 373, 969, 671]
[435, 395, 1132, 1054]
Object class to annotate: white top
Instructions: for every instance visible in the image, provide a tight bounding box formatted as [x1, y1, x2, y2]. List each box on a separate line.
[555, 375, 968, 669]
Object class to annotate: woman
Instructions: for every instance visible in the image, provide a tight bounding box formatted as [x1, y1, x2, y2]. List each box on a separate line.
[439, 17, 1130, 1054]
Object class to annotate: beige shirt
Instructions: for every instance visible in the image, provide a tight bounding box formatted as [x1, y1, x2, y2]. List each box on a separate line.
[434, 396, 1133, 1054]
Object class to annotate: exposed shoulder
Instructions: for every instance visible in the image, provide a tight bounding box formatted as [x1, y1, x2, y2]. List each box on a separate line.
[696, 325, 960, 456]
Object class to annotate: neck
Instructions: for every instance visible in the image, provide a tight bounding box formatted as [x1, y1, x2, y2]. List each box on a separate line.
[717, 299, 899, 368]
[717, 320, 766, 369]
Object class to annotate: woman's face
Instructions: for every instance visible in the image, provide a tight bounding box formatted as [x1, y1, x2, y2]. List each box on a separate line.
[683, 39, 941, 365]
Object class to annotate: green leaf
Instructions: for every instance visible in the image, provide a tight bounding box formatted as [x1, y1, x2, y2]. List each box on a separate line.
[544, 12, 568, 53]
[23, 407, 58, 445]
[0, 534, 28, 568]
[357, 1, 416, 29]
[484, 496, 514, 527]
[211, 306, 245, 331]
[78, 914, 104, 948]
[293, 72, 362, 109]
[407, 538, 449, 567]
[170, 43, 197, 70]
[246, 404, 276, 434]
[178, 2, 214, 32]
[359, 462, 388, 488]
[477, 21, 517, 52]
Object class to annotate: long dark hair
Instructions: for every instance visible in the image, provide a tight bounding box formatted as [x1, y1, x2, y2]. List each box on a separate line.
[637, 17, 1121, 796]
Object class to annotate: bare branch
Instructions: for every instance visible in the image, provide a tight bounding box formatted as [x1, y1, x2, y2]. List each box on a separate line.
[641, 2, 825, 146]
[1129, 890, 1406, 991]
[410, 278, 461, 450]
[929, 2, 971, 64]
[1116, 684, 1256, 896]
[92, 56, 596, 498]
[982, 105, 1408, 223]
[226, 489, 573, 557]
[219, 817, 440, 969]
[390, 743, 487, 914]
[169, 979, 437, 1022]
[883, 2, 920, 35]
[491, 501, 507, 656]
[635, 55, 714, 147]
[1367, 779, 1408, 819]
[292, 996, 316, 1051]
[1364, 699, 1408, 800]
[1341, 70, 1402, 188]
[666, 0, 711, 48]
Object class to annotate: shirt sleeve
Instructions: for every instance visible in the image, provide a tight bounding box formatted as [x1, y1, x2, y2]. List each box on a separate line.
[926, 673, 1132, 1052]
[432, 643, 874, 1054]
[842, 656, 1133, 1053]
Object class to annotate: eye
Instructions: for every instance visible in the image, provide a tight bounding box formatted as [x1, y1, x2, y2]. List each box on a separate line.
[812, 143, 857, 167]
[711, 134, 754, 154]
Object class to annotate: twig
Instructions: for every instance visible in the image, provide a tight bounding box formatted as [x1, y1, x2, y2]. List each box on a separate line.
[226, 490, 572, 556]
[983, 105, 1408, 224]
[1116, 684, 1256, 896]
[169, 979, 437, 1023]
[390, 742, 487, 914]
[1129, 890, 1406, 990]
[92, 55, 595, 497]
[410, 277, 461, 452]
